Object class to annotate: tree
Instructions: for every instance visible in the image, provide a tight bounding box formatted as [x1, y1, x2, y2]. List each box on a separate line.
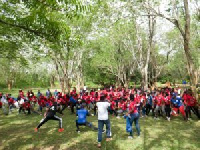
[144, 0, 199, 97]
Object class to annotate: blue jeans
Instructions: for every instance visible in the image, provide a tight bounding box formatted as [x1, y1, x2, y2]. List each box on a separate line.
[98, 120, 111, 142]
[130, 113, 140, 136]
[142, 107, 146, 116]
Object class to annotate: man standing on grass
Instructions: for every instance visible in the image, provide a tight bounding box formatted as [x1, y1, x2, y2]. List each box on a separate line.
[96, 94, 112, 148]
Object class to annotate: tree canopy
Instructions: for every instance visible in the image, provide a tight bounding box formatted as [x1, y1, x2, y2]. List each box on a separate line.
[0, 0, 199, 97]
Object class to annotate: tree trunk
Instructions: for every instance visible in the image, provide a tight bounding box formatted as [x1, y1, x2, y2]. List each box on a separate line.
[60, 78, 65, 93]
[143, 8, 156, 91]
[50, 75, 56, 88]
[7, 80, 12, 90]
[124, 77, 130, 89]
[76, 74, 81, 93]
[65, 78, 71, 94]
[183, 0, 198, 100]
[54, 60, 66, 93]
[141, 70, 145, 90]
[115, 77, 121, 87]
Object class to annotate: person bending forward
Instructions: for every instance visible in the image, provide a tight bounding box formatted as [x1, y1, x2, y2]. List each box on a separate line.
[35, 102, 64, 132]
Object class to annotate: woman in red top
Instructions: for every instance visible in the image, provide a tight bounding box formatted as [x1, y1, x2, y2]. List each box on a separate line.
[126, 100, 140, 138]
[110, 99, 118, 117]
[164, 93, 171, 121]
[23, 101, 31, 114]
[154, 92, 164, 120]
[187, 92, 200, 119]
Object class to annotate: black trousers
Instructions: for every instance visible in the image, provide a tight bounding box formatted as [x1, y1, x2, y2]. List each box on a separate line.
[37, 115, 62, 129]
[185, 106, 191, 118]
[60, 104, 67, 114]
[110, 109, 118, 116]
[186, 106, 200, 119]
[25, 108, 31, 114]
[19, 107, 25, 114]
[146, 104, 152, 116]
[190, 106, 200, 119]
[94, 106, 97, 116]
[165, 105, 171, 118]
[70, 103, 76, 113]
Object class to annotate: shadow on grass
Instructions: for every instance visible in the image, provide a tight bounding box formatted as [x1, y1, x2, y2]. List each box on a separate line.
[142, 116, 200, 150]
[0, 109, 199, 150]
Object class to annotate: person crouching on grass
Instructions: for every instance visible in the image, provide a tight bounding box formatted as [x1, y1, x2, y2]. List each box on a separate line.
[96, 94, 112, 148]
[34, 102, 64, 132]
[76, 105, 98, 133]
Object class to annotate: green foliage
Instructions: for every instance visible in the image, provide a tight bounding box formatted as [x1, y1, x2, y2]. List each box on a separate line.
[0, 0, 199, 89]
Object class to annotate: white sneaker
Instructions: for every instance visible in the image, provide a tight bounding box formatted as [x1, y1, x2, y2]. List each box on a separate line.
[168, 118, 170, 121]
[128, 136, 133, 139]
[116, 116, 120, 119]
[77, 131, 80, 133]
[188, 118, 192, 121]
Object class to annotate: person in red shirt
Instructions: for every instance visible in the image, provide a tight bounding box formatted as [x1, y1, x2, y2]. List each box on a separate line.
[38, 96, 46, 113]
[126, 100, 140, 139]
[110, 99, 118, 117]
[27, 90, 30, 98]
[154, 92, 164, 119]
[23, 100, 31, 114]
[121, 99, 128, 114]
[164, 93, 171, 121]
[8, 94, 14, 107]
[186, 91, 200, 120]
[59, 95, 68, 115]
[183, 91, 192, 119]
[117, 99, 124, 118]
[140, 94, 147, 117]
[31, 96, 37, 107]
[18, 89, 24, 99]
[70, 87, 77, 96]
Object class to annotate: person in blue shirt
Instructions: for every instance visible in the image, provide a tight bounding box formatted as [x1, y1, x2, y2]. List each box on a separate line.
[46, 88, 52, 99]
[37, 90, 41, 99]
[76, 105, 98, 132]
[70, 95, 77, 114]
[171, 95, 186, 120]
[54, 90, 58, 99]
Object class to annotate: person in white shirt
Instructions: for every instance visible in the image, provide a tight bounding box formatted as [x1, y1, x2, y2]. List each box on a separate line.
[18, 98, 25, 114]
[1, 95, 8, 115]
[96, 94, 112, 148]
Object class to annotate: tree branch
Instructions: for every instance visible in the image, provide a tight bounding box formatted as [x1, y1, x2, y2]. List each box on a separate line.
[143, 3, 185, 37]
[0, 19, 51, 41]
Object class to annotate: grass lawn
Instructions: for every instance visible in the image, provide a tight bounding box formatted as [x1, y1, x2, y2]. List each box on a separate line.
[0, 107, 200, 150]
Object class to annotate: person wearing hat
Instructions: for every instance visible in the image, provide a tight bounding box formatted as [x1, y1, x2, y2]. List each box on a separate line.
[35, 102, 64, 132]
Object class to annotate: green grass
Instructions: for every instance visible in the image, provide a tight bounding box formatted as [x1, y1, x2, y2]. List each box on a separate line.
[0, 108, 199, 150]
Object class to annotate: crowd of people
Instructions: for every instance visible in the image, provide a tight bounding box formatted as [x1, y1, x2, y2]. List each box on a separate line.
[0, 86, 200, 148]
